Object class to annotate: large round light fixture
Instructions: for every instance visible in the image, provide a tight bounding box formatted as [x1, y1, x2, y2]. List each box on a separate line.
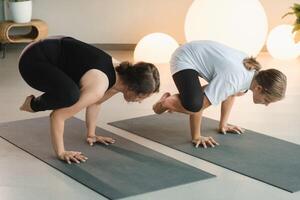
[266, 24, 300, 60]
[134, 33, 179, 63]
[184, 0, 268, 56]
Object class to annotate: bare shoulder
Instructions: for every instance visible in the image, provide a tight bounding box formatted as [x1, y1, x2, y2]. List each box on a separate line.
[80, 69, 109, 97]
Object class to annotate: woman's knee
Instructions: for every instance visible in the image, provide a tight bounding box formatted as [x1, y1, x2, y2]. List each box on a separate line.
[59, 87, 80, 107]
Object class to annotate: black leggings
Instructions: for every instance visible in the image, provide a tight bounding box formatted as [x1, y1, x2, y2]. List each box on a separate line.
[172, 69, 204, 112]
[19, 41, 80, 112]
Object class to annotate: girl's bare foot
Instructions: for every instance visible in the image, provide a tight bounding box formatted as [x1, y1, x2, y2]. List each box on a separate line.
[153, 92, 171, 114]
[20, 95, 35, 113]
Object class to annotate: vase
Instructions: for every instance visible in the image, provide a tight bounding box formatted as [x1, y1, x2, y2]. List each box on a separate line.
[8, 1, 32, 23]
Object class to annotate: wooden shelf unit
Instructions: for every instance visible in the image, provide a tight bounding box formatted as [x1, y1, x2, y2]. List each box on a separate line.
[0, 19, 48, 58]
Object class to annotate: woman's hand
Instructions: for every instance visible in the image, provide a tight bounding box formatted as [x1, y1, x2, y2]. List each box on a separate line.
[192, 136, 219, 148]
[58, 151, 88, 164]
[86, 135, 116, 146]
[219, 124, 244, 135]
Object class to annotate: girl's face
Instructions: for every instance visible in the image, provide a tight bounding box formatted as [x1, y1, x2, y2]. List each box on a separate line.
[252, 85, 272, 106]
[123, 90, 151, 103]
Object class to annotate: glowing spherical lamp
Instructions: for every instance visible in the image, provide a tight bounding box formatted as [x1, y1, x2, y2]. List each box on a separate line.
[266, 25, 300, 60]
[134, 33, 179, 63]
[185, 0, 268, 56]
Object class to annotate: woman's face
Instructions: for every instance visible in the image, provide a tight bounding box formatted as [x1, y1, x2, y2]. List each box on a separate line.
[123, 90, 151, 103]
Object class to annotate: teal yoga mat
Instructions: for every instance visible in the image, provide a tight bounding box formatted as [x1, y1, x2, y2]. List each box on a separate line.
[109, 113, 300, 193]
[0, 117, 214, 199]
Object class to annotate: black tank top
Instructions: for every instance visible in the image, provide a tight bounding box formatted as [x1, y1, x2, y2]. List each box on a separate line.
[39, 37, 116, 89]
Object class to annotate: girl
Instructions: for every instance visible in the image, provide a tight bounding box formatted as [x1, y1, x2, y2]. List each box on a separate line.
[153, 40, 287, 148]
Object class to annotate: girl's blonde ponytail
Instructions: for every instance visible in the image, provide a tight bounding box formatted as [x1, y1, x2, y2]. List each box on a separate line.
[243, 57, 261, 71]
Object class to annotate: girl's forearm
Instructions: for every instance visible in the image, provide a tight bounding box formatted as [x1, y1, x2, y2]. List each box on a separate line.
[50, 112, 66, 157]
[190, 111, 203, 140]
[189, 94, 211, 140]
[220, 96, 235, 127]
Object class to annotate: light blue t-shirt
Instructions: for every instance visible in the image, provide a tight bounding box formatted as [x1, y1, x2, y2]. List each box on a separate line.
[170, 40, 255, 105]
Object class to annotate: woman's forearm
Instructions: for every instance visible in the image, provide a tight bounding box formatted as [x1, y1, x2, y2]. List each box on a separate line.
[220, 96, 235, 127]
[50, 111, 66, 157]
[85, 103, 101, 137]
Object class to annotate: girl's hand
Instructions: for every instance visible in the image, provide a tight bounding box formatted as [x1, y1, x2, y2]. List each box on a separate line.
[219, 124, 244, 135]
[86, 135, 116, 146]
[58, 151, 88, 164]
[192, 136, 219, 148]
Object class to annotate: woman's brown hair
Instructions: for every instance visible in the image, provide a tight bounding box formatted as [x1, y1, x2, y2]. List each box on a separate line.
[116, 61, 160, 95]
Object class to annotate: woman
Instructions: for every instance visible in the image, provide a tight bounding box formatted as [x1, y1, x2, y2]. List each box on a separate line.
[19, 36, 160, 164]
[153, 40, 287, 148]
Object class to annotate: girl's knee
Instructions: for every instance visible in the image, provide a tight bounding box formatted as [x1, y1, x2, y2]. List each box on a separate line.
[181, 97, 203, 113]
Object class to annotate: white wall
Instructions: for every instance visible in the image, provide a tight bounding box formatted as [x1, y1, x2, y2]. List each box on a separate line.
[31, 0, 192, 44]
[261, 0, 300, 30]
[29, 0, 300, 44]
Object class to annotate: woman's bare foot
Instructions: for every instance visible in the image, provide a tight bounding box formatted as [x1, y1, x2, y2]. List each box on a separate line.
[20, 95, 35, 113]
[153, 92, 171, 114]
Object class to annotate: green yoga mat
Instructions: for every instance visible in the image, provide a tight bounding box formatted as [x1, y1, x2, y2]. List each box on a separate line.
[109, 113, 300, 193]
[0, 117, 214, 200]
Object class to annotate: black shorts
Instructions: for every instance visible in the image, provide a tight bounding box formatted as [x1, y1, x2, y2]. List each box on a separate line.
[172, 69, 204, 112]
